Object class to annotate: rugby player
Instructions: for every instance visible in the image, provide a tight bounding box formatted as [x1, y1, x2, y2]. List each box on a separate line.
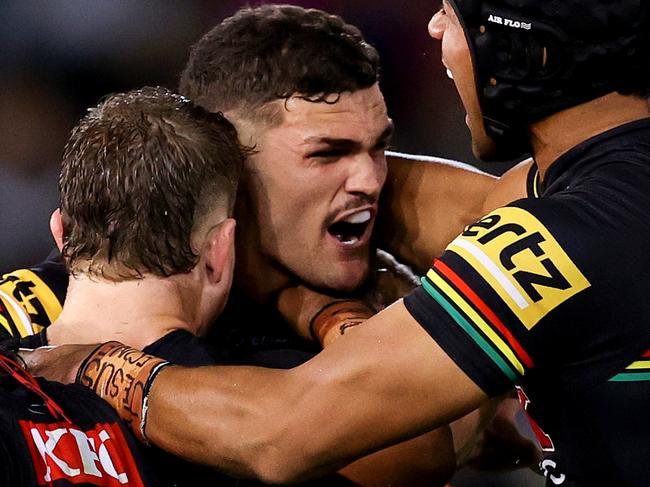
[25, 0, 650, 485]
[0, 86, 245, 486]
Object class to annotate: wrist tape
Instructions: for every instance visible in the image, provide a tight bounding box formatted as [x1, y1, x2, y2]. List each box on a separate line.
[309, 300, 374, 346]
[76, 342, 170, 442]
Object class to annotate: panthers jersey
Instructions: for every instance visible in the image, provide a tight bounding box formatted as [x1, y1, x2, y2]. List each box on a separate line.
[0, 348, 159, 487]
[0, 252, 67, 339]
[405, 118, 650, 486]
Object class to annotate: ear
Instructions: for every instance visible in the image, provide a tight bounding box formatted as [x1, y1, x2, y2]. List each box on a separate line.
[203, 218, 236, 284]
[50, 209, 64, 252]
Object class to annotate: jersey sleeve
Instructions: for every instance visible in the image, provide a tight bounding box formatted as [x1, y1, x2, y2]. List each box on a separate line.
[404, 195, 650, 396]
[0, 268, 63, 339]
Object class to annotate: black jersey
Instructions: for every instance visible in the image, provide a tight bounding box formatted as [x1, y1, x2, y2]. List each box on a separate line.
[0, 348, 159, 487]
[5, 328, 245, 486]
[0, 330, 235, 487]
[405, 118, 650, 486]
[0, 251, 66, 339]
[209, 291, 321, 368]
[3, 330, 227, 487]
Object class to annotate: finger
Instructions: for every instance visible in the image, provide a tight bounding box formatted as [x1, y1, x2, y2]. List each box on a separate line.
[18, 346, 68, 379]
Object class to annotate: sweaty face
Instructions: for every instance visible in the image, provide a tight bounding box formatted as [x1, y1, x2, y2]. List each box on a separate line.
[428, 1, 498, 159]
[237, 84, 392, 294]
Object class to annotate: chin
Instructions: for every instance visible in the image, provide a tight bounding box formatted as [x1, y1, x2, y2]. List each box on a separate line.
[331, 275, 368, 293]
[310, 265, 370, 295]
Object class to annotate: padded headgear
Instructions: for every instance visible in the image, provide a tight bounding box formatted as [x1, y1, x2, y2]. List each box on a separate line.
[448, 0, 648, 160]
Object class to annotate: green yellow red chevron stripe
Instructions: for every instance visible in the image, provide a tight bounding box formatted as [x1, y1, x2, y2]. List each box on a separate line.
[421, 259, 534, 383]
[609, 350, 650, 382]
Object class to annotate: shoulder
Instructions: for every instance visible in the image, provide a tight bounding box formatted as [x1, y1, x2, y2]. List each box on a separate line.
[482, 158, 533, 214]
[0, 251, 68, 340]
[144, 329, 227, 366]
[450, 199, 601, 286]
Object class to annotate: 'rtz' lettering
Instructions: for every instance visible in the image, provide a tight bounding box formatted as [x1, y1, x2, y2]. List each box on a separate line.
[476, 222, 571, 302]
[449, 207, 590, 329]
[20, 420, 145, 486]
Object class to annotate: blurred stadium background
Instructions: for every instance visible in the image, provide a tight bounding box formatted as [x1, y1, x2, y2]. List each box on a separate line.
[0, 2, 538, 484]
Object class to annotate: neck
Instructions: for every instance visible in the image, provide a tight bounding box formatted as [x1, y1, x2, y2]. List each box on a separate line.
[234, 233, 293, 305]
[233, 198, 294, 304]
[529, 93, 650, 180]
[48, 273, 200, 348]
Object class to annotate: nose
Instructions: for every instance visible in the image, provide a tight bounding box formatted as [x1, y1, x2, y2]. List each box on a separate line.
[345, 152, 387, 200]
[428, 8, 446, 40]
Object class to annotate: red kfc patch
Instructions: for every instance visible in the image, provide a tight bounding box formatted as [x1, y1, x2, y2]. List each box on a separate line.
[20, 420, 145, 486]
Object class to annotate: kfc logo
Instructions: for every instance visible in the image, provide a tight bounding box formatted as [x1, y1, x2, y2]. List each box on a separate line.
[20, 420, 145, 486]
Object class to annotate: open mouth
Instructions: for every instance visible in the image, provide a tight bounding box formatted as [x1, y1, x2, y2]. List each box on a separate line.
[328, 210, 372, 246]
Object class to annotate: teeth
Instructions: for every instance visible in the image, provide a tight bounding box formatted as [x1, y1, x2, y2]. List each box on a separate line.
[343, 210, 371, 224]
[339, 236, 359, 245]
[446, 68, 454, 80]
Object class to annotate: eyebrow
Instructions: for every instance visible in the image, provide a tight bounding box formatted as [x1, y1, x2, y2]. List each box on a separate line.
[304, 122, 395, 149]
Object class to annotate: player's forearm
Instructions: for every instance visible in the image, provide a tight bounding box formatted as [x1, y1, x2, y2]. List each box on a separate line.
[144, 364, 322, 483]
[144, 302, 488, 483]
[145, 359, 394, 483]
[449, 398, 501, 467]
[379, 152, 497, 272]
[339, 425, 456, 487]
[146, 360, 424, 484]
